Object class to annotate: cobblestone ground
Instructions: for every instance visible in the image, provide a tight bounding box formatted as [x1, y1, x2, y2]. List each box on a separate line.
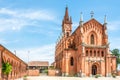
[16, 76, 120, 80]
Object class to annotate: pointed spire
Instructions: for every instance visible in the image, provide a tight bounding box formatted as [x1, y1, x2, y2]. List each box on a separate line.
[103, 15, 107, 31]
[62, 6, 72, 25]
[103, 15, 107, 27]
[64, 6, 69, 21]
[90, 11, 94, 18]
[79, 12, 83, 26]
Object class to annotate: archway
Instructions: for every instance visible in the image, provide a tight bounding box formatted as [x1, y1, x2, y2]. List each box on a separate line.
[92, 65, 97, 75]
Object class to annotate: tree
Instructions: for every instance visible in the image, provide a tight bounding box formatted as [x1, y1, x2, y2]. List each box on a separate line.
[2, 62, 12, 80]
[111, 49, 120, 66]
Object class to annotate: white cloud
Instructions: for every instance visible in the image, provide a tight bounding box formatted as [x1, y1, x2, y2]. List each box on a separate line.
[108, 21, 120, 31]
[0, 8, 56, 32]
[0, 18, 27, 31]
[13, 44, 55, 65]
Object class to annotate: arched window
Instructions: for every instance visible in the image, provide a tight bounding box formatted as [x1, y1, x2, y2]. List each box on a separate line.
[90, 50, 92, 56]
[97, 51, 100, 57]
[70, 57, 74, 66]
[94, 50, 96, 57]
[101, 51, 104, 57]
[86, 50, 88, 56]
[66, 32, 69, 37]
[91, 34, 94, 44]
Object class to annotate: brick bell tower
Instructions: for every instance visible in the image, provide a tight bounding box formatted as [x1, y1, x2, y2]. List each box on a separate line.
[62, 6, 72, 37]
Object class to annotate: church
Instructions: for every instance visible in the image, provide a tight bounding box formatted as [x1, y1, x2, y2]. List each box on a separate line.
[55, 7, 116, 77]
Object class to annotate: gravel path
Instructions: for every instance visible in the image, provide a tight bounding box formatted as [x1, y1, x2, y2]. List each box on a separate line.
[16, 76, 120, 80]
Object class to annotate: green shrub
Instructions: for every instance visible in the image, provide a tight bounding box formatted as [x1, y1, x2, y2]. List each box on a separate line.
[74, 74, 78, 77]
[23, 75, 27, 80]
[112, 74, 116, 78]
[2, 62, 12, 80]
[43, 69, 48, 73]
[95, 74, 100, 78]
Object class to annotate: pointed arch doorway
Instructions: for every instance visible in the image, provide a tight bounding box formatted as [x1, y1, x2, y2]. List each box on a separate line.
[92, 65, 97, 75]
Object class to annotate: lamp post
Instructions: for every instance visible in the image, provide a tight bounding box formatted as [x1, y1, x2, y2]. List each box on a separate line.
[28, 51, 30, 63]
[27, 51, 30, 76]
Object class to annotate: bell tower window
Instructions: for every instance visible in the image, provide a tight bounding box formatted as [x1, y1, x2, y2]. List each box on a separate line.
[70, 57, 74, 66]
[66, 32, 69, 37]
[91, 34, 94, 44]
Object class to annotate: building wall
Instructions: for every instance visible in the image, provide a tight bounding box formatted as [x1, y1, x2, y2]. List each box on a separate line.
[48, 69, 56, 76]
[0, 45, 27, 80]
[55, 7, 116, 77]
[28, 70, 39, 76]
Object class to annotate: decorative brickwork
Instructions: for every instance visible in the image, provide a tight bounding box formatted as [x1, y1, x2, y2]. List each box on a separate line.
[0, 44, 27, 80]
[55, 7, 116, 77]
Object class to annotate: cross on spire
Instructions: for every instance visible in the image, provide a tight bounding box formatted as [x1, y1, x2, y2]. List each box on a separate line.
[90, 11, 94, 18]
[80, 12, 83, 21]
[79, 12, 83, 26]
[104, 15, 107, 24]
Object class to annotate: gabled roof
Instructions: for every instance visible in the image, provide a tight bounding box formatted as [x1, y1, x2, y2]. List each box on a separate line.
[71, 18, 103, 35]
[28, 61, 49, 66]
[83, 18, 103, 26]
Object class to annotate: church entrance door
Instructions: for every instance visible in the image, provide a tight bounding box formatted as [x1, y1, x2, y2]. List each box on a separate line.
[92, 65, 97, 75]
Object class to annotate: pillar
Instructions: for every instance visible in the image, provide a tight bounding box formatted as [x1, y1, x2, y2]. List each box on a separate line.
[81, 56, 85, 77]
[65, 52, 69, 76]
[62, 56, 65, 76]
[106, 57, 112, 76]
[89, 61, 92, 77]
[101, 60, 105, 76]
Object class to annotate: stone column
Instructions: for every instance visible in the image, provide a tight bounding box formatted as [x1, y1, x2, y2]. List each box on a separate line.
[62, 56, 65, 76]
[64, 52, 69, 76]
[106, 57, 109, 76]
[81, 56, 85, 77]
[89, 61, 92, 77]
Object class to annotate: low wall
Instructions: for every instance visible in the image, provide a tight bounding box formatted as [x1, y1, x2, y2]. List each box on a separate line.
[28, 70, 39, 76]
[117, 71, 120, 76]
[48, 69, 56, 76]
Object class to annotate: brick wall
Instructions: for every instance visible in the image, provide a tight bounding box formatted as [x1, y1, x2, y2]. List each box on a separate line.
[117, 71, 120, 76]
[28, 70, 39, 76]
[48, 69, 56, 76]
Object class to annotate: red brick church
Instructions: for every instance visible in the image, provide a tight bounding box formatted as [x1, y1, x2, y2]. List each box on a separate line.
[55, 7, 116, 77]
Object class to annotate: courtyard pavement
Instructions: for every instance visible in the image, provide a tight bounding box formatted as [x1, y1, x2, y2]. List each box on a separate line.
[16, 76, 120, 80]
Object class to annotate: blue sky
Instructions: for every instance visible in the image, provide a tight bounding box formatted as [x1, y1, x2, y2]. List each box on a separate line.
[0, 0, 120, 64]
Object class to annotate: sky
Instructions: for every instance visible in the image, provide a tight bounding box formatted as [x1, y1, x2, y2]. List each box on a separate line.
[0, 0, 120, 64]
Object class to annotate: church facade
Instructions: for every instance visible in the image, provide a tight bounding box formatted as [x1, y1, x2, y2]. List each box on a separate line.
[55, 7, 116, 77]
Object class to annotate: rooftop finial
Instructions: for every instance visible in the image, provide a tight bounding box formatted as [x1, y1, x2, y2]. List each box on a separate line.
[104, 15, 107, 27]
[70, 16, 72, 23]
[80, 12, 83, 21]
[90, 11, 94, 18]
[104, 15, 107, 24]
[79, 12, 83, 26]
[66, 4, 68, 8]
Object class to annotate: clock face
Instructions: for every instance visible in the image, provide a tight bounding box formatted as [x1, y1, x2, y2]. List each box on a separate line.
[65, 24, 69, 30]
